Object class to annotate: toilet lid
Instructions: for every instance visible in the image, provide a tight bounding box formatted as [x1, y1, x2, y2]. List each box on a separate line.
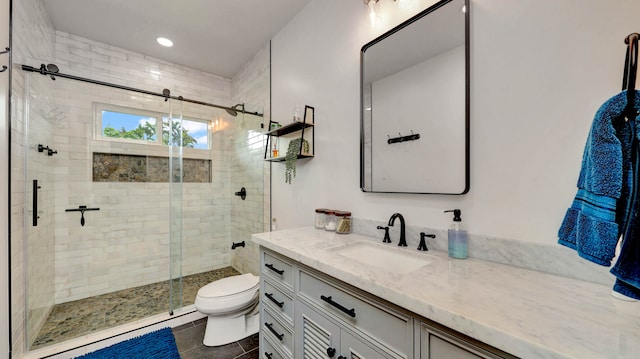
[198, 273, 259, 298]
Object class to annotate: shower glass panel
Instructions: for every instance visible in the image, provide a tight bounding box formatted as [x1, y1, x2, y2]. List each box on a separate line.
[23, 71, 185, 349]
[169, 100, 183, 314]
[23, 71, 57, 351]
[22, 67, 266, 351]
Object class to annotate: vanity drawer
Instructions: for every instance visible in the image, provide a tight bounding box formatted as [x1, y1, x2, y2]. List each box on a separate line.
[263, 278, 294, 324]
[298, 269, 412, 357]
[262, 251, 294, 291]
[263, 308, 294, 356]
[262, 337, 291, 359]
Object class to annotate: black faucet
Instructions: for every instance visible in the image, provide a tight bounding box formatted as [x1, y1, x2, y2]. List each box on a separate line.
[388, 213, 407, 247]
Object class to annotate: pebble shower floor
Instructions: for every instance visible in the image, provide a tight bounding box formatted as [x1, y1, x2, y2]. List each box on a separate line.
[31, 266, 240, 349]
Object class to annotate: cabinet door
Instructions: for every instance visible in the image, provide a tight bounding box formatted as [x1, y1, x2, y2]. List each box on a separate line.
[426, 334, 483, 359]
[420, 323, 503, 359]
[295, 300, 341, 359]
[263, 337, 292, 359]
[341, 330, 397, 359]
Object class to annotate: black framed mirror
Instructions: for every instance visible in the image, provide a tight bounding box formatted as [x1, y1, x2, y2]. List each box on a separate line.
[360, 0, 469, 194]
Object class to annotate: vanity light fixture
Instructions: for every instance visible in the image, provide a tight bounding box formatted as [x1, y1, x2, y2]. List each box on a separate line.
[156, 37, 174, 47]
[363, 0, 380, 27]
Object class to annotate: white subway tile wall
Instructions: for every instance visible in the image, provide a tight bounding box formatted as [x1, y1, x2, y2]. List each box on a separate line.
[230, 43, 271, 275]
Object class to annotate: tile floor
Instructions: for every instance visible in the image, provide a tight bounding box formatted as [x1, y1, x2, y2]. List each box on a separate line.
[31, 267, 240, 349]
[172, 318, 260, 359]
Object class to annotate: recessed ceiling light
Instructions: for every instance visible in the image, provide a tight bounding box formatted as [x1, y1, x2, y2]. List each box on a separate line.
[157, 37, 173, 47]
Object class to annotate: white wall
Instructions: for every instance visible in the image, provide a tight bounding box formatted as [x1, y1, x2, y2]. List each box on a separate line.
[271, 0, 640, 246]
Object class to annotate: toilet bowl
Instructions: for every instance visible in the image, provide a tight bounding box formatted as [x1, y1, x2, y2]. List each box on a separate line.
[194, 273, 260, 346]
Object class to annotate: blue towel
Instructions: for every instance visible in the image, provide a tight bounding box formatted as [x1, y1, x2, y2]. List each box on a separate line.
[559, 90, 640, 299]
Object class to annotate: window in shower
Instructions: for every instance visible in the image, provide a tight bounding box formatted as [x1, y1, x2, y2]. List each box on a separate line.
[163, 116, 210, 149]
[95, 103, 211, 149]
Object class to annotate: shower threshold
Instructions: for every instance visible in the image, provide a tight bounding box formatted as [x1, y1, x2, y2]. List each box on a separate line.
[30, 266, 240, 350]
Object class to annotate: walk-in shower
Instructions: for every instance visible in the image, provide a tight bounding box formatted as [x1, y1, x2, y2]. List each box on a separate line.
[16, 63, 267, 351]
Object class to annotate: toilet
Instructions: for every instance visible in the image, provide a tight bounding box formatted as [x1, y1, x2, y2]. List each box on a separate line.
[194, 273, 260, 346]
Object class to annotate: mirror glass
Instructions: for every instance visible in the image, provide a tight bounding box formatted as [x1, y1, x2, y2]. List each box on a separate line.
[360, 0, 469, 194]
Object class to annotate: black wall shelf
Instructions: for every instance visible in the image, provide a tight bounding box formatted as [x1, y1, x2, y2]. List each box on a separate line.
[265, 154, 314, 162]
[264, 105, 315, 161]
[266, 121, 313, 137]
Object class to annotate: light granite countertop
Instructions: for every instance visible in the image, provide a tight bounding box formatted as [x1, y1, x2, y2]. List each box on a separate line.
[252, 227, 640, 359]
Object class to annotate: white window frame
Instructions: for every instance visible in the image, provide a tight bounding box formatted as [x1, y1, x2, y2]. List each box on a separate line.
[94, 103, 211, 149]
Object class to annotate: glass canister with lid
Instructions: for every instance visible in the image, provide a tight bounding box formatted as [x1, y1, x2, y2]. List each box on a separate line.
[324, 210, 337, 231]
[314, 208, 327, 229]
[335, 211, 352, 234]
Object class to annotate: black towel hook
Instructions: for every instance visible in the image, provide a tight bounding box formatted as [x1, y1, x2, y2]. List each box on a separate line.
[622, 33, 639, 118]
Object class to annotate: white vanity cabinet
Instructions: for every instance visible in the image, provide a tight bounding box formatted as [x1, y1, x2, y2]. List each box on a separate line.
[259, 248, 515, 359]
[260, 251, 296, 358]
[297, 268, 413, 358]
[296, 300, 398, 359]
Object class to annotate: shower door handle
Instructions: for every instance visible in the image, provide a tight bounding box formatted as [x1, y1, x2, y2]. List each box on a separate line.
[33, 180, 41, 226]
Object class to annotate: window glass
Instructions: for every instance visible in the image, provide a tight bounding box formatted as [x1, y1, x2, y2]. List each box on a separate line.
[96, 103, 211, 150]
[163, 117, 210, 149]
[101, 110, 157, 143]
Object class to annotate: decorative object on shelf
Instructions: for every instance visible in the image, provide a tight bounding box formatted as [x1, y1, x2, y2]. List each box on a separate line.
[270, 122, 282, 157]
[285, 138, 310, 184]
[292, 102, 302, 122]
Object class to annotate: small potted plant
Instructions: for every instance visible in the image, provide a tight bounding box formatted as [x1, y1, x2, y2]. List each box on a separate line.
[285, 137, 310, 184]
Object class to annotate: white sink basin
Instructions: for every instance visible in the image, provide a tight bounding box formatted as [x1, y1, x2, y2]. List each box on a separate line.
[328, 241, 432, 274]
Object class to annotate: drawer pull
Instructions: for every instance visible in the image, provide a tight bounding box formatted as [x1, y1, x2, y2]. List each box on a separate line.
[265, 263, 284, 275]
[264, 322, 284, 341]
[320, 295, 356, 318]
[265, 352, 274, 359]
[265, 292, 284, 308]
[327, 347, 336, 357]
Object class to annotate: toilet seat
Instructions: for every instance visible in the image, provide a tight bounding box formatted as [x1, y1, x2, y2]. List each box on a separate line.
[195, 273, 259, 314]
[198, 273, 259, 298]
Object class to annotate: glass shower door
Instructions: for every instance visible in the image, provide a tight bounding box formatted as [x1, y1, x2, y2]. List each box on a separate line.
[22, 70, 185, 350]
[23, 71, 57, 350]
[169, 99, 183, 314]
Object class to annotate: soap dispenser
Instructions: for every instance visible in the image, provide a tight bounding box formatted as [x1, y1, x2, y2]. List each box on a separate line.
[444, 209, 467, 259]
